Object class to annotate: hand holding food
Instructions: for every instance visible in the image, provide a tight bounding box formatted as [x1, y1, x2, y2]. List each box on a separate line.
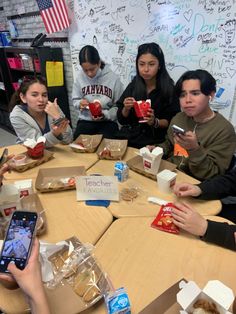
[144, 108, 155, 125]
[123, 97, 135, 110]
[79, 99, 89, 110]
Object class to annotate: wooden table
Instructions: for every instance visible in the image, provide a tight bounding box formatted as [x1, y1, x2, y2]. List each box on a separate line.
[87, 148, 221, 217]
[84, 216, 235, 314]
[1, 144, 113, 242]
[2, 216, 234, 314]
[37, 190, 113, 244]
[0, 145, 113, 314]
[1, 144, 99, 181]
[0, 189, 113, 314]
[0, 146, 224, 313]
[1, 179, 113, 245]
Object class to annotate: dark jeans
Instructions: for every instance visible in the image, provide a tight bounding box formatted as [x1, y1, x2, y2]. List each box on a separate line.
[73, 120, 119, 140]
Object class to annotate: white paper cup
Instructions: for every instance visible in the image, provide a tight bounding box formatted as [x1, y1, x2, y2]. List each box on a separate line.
[156, 170, 177, 194]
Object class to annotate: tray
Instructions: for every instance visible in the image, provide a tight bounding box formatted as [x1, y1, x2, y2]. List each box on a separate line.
[96, 138, 128, 160]
[8, 150, 54, 172]
[70, 134, 103, 153]
[35, 166, 86, 192]
[127, 155, 177, 180]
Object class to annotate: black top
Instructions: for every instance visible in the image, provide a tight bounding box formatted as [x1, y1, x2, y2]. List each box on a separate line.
[202, 220, 236, 251]
[198, 168, 236, 250]
[116, 79, 180, 148]
[198, 168, 236, 200]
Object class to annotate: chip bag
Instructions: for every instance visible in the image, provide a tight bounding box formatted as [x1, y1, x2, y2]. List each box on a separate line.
[151, 203, 179, 234]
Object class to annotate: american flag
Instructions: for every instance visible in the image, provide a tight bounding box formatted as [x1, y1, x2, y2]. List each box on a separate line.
[36, 0, 70, 34]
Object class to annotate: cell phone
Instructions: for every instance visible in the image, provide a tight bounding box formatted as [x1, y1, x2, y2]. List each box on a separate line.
[0, 211, 38, 273]
[0, 148, 8, 167]
[171, 124, 186, 135]
[52, 117, 67, 126]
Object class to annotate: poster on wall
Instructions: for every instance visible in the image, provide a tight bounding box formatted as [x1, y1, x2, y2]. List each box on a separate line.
[69, 0, 236, 125]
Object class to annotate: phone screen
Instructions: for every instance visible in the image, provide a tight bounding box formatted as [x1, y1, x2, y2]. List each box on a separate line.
[0, 211, 38, 273]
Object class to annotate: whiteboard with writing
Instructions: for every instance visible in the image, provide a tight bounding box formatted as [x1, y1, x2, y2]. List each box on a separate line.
[69, 0, 236, 125]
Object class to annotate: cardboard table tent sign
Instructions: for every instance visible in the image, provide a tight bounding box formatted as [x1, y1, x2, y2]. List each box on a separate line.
[76, 176, 119, 201]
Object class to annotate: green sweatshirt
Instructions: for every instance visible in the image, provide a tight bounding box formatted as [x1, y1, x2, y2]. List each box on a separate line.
[159, 112, 236, 180]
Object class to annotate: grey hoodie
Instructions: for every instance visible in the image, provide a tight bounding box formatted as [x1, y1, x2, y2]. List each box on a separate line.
[10, 105, 73, 148]
[72, 64, 123, 121]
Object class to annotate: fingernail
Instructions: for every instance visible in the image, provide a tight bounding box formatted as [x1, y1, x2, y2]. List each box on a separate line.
[9, 261, 15, 264]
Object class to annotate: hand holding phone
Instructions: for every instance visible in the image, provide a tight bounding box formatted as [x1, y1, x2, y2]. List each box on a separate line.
[0, 211, 38, 273]
[0, 237, 50, 313]
[172, 124, 186, 135]
[52, 117, 67, 126]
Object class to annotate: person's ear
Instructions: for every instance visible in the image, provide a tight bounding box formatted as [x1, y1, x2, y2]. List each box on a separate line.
[19, 92, 26, 104]
[209, 92, 215, 102]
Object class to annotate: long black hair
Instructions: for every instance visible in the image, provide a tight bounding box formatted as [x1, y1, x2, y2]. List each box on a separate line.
[9, 75, 47, 111]
[79, 45, 105, 69]
[175, 69, 216, 97]
[132, 42, 175, 103]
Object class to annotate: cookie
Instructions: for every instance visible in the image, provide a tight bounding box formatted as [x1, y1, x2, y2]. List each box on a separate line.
[73, 269, 99, 297]
[121, 188, 138, 201]
[83, 285, 100, 303]
[48, 180, 64, 189]
[51, 249, 69, 270]
[64, 264, 78, 279]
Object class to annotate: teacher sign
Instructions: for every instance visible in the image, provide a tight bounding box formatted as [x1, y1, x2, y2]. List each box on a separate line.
[76, 176, 119, 201]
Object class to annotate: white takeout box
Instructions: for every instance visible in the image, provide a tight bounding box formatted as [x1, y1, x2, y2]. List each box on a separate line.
[140, 147, 163, 175]
[177, 280, 234, 314]
[24, 136, 46, 148]
[0, 184, 22, 216]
